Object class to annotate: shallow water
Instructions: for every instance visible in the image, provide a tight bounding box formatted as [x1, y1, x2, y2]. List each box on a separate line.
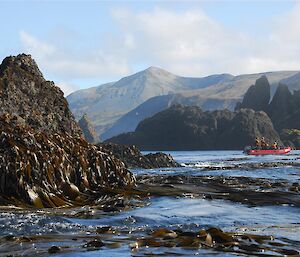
[1, 150, 300, 256]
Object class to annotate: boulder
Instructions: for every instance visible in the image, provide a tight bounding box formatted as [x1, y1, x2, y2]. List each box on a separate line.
[99, 143, 180, 169]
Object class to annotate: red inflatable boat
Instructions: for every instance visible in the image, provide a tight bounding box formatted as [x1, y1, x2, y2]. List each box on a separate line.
[245, 147, 292, 156]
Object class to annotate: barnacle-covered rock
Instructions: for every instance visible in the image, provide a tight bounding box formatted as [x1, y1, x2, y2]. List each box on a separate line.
[0, 114, 135, 207]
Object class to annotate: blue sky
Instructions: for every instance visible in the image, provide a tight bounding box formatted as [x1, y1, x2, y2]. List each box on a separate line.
[0, 0, 299, 95]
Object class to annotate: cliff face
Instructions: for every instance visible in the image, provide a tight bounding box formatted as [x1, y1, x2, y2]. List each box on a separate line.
[235, 75, 270, 111]
[234, 76, 300, 147]
[78, 114, 99, 143]
[0, 54, 135, 207]
[0, 54, 82, 137]
[267, 84, 300, 130]
[107, 105, 281, 150]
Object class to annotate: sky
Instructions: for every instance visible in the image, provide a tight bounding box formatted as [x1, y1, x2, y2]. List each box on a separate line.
[1, 0, 300, 95]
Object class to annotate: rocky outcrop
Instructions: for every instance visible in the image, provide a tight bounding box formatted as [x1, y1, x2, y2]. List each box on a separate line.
[235, 75, 270, 111]
[102, 94, 239, 140]
[0, 54, 82, 137]
[279, 129, 300, 149]
[0, 114, 135, 207]
[0, 54, 135, 207]
[235, 77, 300, 147]
[107, 105, 281, 150]
[267, 84, 300, 130]
[99, 143, 180, 169]
[78, 114, 99, 143]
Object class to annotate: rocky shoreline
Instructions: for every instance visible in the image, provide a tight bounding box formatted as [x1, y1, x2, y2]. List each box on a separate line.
[135, 173, 300, 207]
[0, 54, 299, 257]
[0, 222, 298, 257]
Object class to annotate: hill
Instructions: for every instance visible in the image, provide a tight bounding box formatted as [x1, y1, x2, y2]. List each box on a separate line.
[106, 105, 281, 150]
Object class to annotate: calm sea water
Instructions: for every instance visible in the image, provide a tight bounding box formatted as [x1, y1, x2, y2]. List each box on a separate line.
[1, 150, 300, 256]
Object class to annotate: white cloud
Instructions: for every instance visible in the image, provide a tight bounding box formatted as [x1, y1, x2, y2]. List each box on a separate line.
[112, 6, 300, 76]
[19, 4, 300, 95]
[55, 81, 80, 97]
[19, 31, 131, 94]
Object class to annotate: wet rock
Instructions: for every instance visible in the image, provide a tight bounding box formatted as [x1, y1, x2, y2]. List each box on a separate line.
[0, 226, 298, 256]
[136, 174, 300, 207]
[99, 143, 180, 168]
[83, 239, 105, 248]
[48, 245, 61, 254]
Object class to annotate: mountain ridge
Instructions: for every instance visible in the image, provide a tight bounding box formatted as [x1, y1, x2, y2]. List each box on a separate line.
[67, 67, 300, 139]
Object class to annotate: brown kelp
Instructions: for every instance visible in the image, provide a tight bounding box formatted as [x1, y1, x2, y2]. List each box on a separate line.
[0, 113, 135, 208]
[0, 225, 299, 256]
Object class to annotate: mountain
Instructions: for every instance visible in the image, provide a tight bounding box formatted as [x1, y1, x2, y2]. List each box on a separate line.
[67, 67, 233, 136]
[279, 71, 300, 93]
[67, 68, 299, 140]
[106, 105, 281, 151]
[102, 72, 299, 140]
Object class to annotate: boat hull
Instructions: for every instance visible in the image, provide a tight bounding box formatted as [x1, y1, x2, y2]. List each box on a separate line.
[246, 147, 291, 156]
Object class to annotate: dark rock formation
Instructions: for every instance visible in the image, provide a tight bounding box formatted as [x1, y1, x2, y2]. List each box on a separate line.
[99, 143, 180, 169]
[107, 105, 281, 150]
[267, 84, 300, 130]
[0, 54, 82, 137]
[78, 114, 99, 143]
[0, 114, 135, 207]
[102, 93, 239, 140]
[235, 77, 300, 147]
[0, 54, 135, 207]
[235, 75, 270, 111]
[279, 129, 300, 149]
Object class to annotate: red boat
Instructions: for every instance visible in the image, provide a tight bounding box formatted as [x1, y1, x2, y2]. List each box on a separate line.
[245, 147, 292, 155]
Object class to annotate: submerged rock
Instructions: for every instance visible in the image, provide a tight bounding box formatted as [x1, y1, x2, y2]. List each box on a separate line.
[99, 143, 180, 168]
